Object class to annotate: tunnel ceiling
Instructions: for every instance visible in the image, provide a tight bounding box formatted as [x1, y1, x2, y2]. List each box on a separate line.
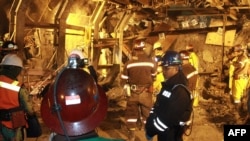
[1, 0, 250, 38]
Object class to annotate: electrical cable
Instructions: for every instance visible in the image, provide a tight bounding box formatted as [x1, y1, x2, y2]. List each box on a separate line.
[52, 66, 71, 141]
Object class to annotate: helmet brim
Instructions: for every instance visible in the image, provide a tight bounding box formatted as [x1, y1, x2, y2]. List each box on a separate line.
[41, 77, 108, 136]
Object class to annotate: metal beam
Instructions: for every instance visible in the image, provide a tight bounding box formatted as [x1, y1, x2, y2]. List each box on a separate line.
[116, 11, 133, 63]
[9, 0, 22, 41]
[148, 24, 238, 36]
[90, 1, 106, 69]
[56, 0, 70, 66]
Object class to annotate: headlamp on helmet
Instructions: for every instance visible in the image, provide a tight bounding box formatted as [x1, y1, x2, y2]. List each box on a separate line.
[161, 50, 182, 67]
[68, 49, 88, 68]
[2, 41, 18, 50]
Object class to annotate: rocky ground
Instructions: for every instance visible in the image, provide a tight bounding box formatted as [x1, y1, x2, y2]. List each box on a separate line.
[24, 82, 249, 141]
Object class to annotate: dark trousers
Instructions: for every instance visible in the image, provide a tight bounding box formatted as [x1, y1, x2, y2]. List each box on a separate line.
[125, 89, 153, 129]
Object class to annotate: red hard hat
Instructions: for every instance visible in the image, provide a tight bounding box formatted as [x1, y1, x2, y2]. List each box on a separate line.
[134, 38, 146, 50]
[40, 68, 108, 136]
[185, 44, 193, 51]
[179, 50, 190, 60]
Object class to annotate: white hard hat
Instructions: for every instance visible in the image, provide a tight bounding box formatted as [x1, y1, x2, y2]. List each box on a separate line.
[69, 49, 84, 59]
[153, 41, 162, 50]
[0, 54, 23, 68]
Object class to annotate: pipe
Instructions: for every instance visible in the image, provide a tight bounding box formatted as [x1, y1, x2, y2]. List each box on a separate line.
[56, 0, 69, 20]
[221, 14, 227, 82]
[9, 0, 22, 41]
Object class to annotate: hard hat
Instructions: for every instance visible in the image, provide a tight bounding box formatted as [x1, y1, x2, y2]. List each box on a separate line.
[185, 44, 193, 51]
[41, 68, 108, 136]
[2, 41, 18, 50]
[179, 50, 190, 60]
[134, 40, 145, 49]
[161, 50, 182, 66]
[69, 49, 84, 59]
[134, 38, 146, 50]
[153, 41, 162, 50]
[0, 54, 23, 68]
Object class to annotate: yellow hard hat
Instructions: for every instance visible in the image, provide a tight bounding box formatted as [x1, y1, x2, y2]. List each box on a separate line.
[153, 41, 162, 50]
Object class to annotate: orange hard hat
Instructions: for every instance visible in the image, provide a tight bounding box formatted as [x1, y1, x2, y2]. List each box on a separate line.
[40, 68, 108, 136]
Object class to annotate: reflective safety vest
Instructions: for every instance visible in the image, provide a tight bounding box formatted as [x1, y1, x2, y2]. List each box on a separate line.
[0, 75, 22, 128]
[188, 52, 199, 71]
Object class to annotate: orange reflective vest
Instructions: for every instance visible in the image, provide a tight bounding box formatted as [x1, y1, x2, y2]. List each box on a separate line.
[0, 75, 22, 128]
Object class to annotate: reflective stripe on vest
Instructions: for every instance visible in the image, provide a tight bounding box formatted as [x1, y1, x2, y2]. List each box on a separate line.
[186, 70, 198, 79]
[121, 74, 129, 79]
[127, 62, 154, 69]
[153, 117, 168, 132]
[126, 118, 137, 122]
[0, 81, 21, 92]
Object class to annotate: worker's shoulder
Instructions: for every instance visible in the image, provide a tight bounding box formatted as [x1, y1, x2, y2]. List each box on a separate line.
[172, 84, 191, 94]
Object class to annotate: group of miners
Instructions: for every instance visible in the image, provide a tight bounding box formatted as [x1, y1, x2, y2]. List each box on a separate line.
[0, 35, 198, 141]
[120, 39, 250, 141]
[0, 45, 125, 141]
[120, 38, 199, 141]
[1, 35, 250, 141]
